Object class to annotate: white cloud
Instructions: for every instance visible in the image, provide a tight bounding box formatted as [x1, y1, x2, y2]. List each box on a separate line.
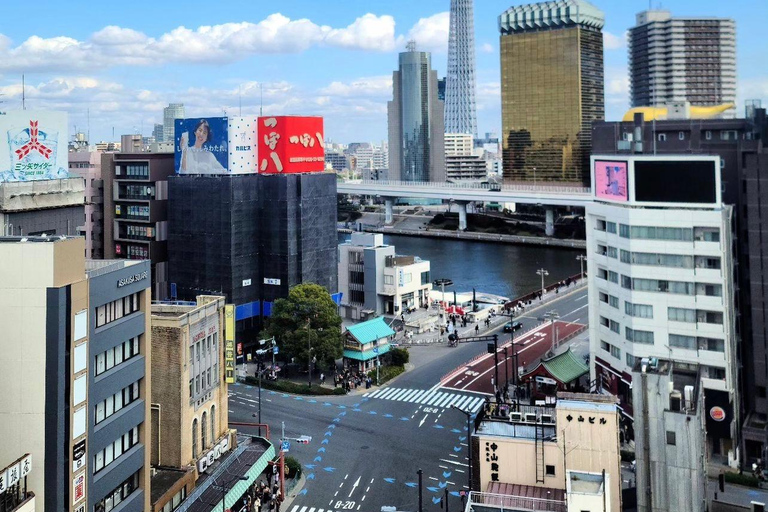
[603, 31, 627, 51]
[319, 76, 392, 98]
[481, 43, 494, 54]
[401, 12, 450, 53]
[476, 81, 500, 111]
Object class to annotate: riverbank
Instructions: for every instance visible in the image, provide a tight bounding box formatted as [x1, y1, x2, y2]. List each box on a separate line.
[338, 225, 586, 249]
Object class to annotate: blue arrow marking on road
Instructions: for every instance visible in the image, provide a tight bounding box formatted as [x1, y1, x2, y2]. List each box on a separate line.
[362, 398, 369, 402]
[453, 446, 462, 452]
[323, 402, 332, 406]
[439, 481, 447, 489]
[332, 418, 341, 423]
[384, 478, 395, 484]
[328, 424, 336, 429]
[308, 399, 317, 404]
[298, 489, 308, 496]
[339, 411, 347, 416]
[449, 491, 460, 497]
[313, 456, 322, 462]
[324, 431, 332, 437]
[384, 413, 394, 418]
[338, 405, 346, 409]
[451, 428, 461, 433]
[433, 424, 444, 429]
[442, 471, 451, 478]
[323, 467, 335, 473]
[353, 403, 360, 407]
[368, 411, 377, 415]
[307, 473, 315, 480]
[400, 417, 410, 421]
[459, 436, 467, 441]
[321, 439, 329, 445]
[427, 487, 440, 493]
[353, 408, 362, 412]
[305, 464, 316, 469]
[432, 497, 442, 505]
[405, 482, 418, 488]
[294, 396, 303, 401]
[317, 447, 326, 453]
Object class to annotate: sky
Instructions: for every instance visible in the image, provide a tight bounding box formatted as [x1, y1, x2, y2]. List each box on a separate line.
[0, 0, 766, 144]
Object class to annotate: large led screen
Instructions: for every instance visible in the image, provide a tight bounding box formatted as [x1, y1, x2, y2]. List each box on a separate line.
[594, 160, 629, 202]
[634, 160, 717, 204]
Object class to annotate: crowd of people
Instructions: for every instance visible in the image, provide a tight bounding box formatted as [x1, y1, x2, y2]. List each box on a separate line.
[242, 475, 281, 512]
[334, 368, 374, 391]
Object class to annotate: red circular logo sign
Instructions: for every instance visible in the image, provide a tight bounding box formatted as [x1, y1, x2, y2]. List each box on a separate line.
[710, 406, 726, 422]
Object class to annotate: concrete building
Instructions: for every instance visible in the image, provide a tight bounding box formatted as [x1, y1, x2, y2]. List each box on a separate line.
[69, 151, 105, 258]
[149, 296, 233, 512]
[153, 124, 164, 144]
[325, 151, 348, 172]
[498, 0, 605, 185]
[0, 236, 152, 512]
[446, 154, 488, 181]
[163, 104, 185, 147]
[631, 359, 707, 512]
[337, 233, 430, 319]
[629, 10, 736, 114]
[444, 0, 477, 136]
[102, 152, 175, 300]
[387, 42, 446, 183]
[0, 177, 85, 237]
[445, 133, 474, 157]
[586, 154, 738, 463]
[0, 454, 35, 512]
[591, 107, 768, 464]
[469, 393, 622, 512]
[121, 135, 143, 154]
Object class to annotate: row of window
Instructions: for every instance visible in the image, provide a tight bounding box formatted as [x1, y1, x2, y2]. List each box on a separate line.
[668, 307, 723, 325]
[96, 292, 140, 328]
[619, 250, 721, 270]
[597, 270, 723, 297]
[625, 302, 653, 319]
[598, 222, 721, 243]
[601, 340, 621, 359]
[94, 426, 139, 474]
[96, 381, 140, 425]
[189, 366, 218, 399]
[191, 406, 217, 460]
[669, 334, 725, 352]
[95, 337, 140, 376]
[160, 486, 187, 512]
[95, 470, 141, 512]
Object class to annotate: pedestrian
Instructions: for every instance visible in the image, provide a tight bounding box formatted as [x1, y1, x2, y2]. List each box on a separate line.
[401, 313, 405, 323]
[320, 373, 325, 385]
[475, 324, 479, 335]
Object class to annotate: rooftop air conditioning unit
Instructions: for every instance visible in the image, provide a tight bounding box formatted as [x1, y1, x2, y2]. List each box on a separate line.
[540, 414, 554, 425]
[524, 413, 537, 423]
[510, 412, 523, 422]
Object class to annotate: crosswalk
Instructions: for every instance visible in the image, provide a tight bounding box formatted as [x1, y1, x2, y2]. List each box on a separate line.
[289, 507, 338, 512]
[363, 387, 485, 412]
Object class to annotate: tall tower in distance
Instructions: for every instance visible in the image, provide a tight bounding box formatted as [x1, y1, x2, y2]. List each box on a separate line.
[445, 0, 477, 136]
[163, 103, 185, 145]
[388, 41, 446, 182]
[629, 10, 736, 115]
[498, 0, 605, 186]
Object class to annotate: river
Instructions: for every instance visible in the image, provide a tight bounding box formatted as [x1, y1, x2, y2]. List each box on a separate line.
[338, 233, 583, 300]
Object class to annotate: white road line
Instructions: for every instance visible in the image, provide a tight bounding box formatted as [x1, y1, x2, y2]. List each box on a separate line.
[426, 392, 446, 406]
[370, 478, 374, 483]
[435, 394, 453, 408]
[362, 392, 369, 397]
[429, 476, 439, 481]
[468, 397, 485, 412]
[576, 294, 588, 301]
[455, 468, 465, 473]
[390, 389, 410, 401]
[400, 389, 420, 402]
[299, 507, 308, 512]
[439, 465, 449, 469]
[344, 473, 349, 480]
[416, 391, 436, 404]
[377, 388, 399, 399]
[460, 443, 468, 447]
[443, 395, 461, 409]
[410, 390, 428, 402]
[348, 476, 361, 498]
[562, 304, 588, 318]
[440, 458, 469, 467]
[290, 507, 299, 512]
[452, 395, 470, 410]
[447, 481, 456, 486]
[449, 454, 458, 458]
[369, 388, 384, 398]
[419, 414, 428, 427]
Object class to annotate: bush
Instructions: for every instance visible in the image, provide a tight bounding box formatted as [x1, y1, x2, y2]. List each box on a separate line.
[376, 365, 405, 384]
[243, 377, 347, 396]
[284, 456, 302, 479]
[389, 347, 410, 367]
[724, 472, 760, 488]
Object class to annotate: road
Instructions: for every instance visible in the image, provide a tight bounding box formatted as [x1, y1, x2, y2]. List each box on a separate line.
[228, 286, 589, 512]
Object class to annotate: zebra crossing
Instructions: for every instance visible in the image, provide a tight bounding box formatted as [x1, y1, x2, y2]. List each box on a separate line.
[362, 387, 485, 412]
[288, 506, 339, 512]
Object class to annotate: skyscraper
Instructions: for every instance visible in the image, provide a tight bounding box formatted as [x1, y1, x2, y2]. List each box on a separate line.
[629, 11, 736, 113]
[152, 123, 164, 143]
[388, 42, 446, 182]
[445, 0, 477, 136]
[499, 0, 605, 185]
[163, 103, 185, 145]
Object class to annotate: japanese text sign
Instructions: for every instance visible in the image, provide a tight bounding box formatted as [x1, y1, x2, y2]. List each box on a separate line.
[257, 116, 325, 174]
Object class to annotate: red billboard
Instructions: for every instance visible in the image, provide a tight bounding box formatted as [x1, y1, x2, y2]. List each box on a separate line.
[257, 116, 325, 174]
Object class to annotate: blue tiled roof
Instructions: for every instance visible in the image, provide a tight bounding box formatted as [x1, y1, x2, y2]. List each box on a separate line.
[345, 317, 395, 344]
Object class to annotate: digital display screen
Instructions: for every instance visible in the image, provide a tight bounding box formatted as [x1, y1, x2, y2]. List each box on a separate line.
[634, 160, 717, 204]
[594, 160, 629, 201]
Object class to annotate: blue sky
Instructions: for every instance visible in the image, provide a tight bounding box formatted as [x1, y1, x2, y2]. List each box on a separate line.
[0, 0, 765, 143]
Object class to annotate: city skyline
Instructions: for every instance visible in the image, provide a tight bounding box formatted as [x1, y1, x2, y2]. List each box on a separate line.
[0, 0, 765, 144]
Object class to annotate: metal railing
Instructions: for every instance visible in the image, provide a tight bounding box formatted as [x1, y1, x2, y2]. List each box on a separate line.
[341, 179, 591, 195]
[466, 491, 566, 512]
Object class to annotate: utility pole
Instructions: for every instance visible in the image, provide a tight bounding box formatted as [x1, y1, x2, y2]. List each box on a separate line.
[493, 334, 499, 397]
[543, 311, 560, 355]
[418, 469, 423, 512]
[536, 268, 549, 299]
[503, 346, 509, 395]
[576, 254, 587, 282]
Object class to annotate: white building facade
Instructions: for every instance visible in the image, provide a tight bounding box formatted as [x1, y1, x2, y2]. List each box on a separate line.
[587, 155, 739, 461]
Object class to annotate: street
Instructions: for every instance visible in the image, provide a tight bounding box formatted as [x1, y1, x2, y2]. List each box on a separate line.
[228, 286, 589, 512]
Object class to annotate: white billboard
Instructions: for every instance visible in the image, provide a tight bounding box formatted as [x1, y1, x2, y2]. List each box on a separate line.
[0, 111, 69, 182]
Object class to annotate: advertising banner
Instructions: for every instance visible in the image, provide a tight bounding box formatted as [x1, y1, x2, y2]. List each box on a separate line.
[705, 388, 732, 439]
[227, 116, 259, 173]
[224, 305, 236, 384]
[175, 117, 229, 174]
[258, 116, 325, 174]
[594, 160, 628, 202]
[0, 111, 69, 182]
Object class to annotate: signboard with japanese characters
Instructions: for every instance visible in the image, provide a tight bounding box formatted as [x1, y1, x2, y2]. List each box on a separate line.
[257, 116, 325, 174]
[224, 305, 236, 384]
[0, 111, 69, 182]
[175, 116, 259, 175]
[0, 454, 31, 495]
[73, 473, 85, 505]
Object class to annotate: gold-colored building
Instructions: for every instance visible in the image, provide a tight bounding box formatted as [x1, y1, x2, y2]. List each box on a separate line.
[499, 0, 605, 186]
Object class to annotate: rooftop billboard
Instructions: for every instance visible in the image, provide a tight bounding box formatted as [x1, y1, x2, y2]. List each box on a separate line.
[257, 116, 325, 174]
[594, 160, 628, 202]
[0, 111, 69, 182]
[175, 117, 229, 174]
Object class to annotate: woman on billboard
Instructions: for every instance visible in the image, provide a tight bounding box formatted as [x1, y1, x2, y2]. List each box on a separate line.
[179, 119, 226, 174]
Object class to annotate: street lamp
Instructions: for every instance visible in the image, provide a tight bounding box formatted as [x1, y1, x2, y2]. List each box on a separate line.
[576, 254, 587, 282]
[255, 337, 275, 426]
[536, 268, 549, 299]
[543, 310, 560, 355]
[433, 278, 454, 307]
[450, 405, 473, 492]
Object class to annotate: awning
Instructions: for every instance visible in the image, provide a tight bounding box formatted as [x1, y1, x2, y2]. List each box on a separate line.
[343, 344, 391, 361]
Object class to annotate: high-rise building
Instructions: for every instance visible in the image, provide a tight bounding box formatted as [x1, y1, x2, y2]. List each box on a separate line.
[499, 0, 605, 185]
[69, 151, 105, 258]
[387, 43, 446, 182]
[592, 106, 768, 465]
[153, 123, 164, 143]
[163, 104, 185, 146]
[121, 134, 143, 154]
[629, 11, 736, 113]
[444, 133, 487, 180]
[445, 0, 477, 136]
[0, 236, 152, 512]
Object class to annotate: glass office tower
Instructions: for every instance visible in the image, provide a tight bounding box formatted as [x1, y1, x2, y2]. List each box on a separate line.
[499, 0, 605, 186]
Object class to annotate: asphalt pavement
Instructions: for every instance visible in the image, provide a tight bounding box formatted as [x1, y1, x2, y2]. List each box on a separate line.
[228, 286, 589, 512]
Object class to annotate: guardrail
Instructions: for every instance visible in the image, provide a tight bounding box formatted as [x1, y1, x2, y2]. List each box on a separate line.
[342, 179, 591, 195]
[467, 491, 567, 512]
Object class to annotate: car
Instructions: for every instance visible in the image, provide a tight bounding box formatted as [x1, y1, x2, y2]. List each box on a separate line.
[503, 321, 523, 333]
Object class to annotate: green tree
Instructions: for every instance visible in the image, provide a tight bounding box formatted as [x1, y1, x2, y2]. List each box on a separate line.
[265, 283, 343, 371]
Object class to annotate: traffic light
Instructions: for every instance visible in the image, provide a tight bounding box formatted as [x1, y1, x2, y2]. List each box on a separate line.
[487, 342, 495, 354]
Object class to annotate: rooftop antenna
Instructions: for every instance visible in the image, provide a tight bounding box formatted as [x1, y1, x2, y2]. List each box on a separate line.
[406, 40, 417, 52]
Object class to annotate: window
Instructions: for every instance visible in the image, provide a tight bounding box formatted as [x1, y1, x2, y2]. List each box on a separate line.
[94, 471, 140, 512]
[421, 271, 430, 286]
[607, 246, 618, 259]
[384, 275, 394, 285]
[699, 311, 723, 325]
[699, 337, 725, 352]
[211, 405, 216, 440]
[695, 256, 721, 270]
[627, 226, 693, 241]
[626, 328, 654, 345]
[192, 419, 198, 459]
[609, 320, 620, 334]
[608, 271, 618, 284]
[621, 275, 632, 289]
[95, 337, 140, 376]
[669, 334, 696, 350]
[620, 250, 631, 264]
[596, 219, 606, 232]
[694, 227, 720, 242]
[599, 316, 610, 329]
[706, 366, 726, 380]
[632, 278, 694, 295]
[619, 224, 630, 238]
[658, 133, 667, 142]
[626, 353, 636, 367]
[95, 292, 140, 328]
[597, 268, 608, 280]
[95, 380, 140, 425]
[705, 130, 712, 140]
[601, 340, 610, 352]
[666, 431, 676, 445]
[596, 244, 607, 256]
[611, 345, 621, 359]
[201, 412, 208, 450]
[609, 295, 619, 309]
[678, 131, 685, 141]
[545, 465, 556, 476]
[625, 302, 653, 318]
[189, 379, 193, 399]
[669, 307, 696, 323]
[93, 426, 139, 474]
[606, 222, 617, 234]
[599, 292, 609, 305]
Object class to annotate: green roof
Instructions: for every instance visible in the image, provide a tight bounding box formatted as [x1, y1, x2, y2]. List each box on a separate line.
[343, 344, 391, 361]
[346, 317, 395, 344]
[523, 348, 588, 384]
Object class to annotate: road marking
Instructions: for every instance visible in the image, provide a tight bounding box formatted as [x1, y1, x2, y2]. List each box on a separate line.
[460, 443, 468, 447]
[447, 481, 456, 485]
[348, 476, 361, 498]
[449, 454, 458, 458]
[455, 469, 465, 473]
[400, 389, 420, 401]
[440, 458, 469, 467]
[576, 294, 588, 301]
[344, 474, 349, 480]
[419, 414, 428, 427]
[562, 304, 588, 318]
[299, 507, 308, 512]
[429, 476, 439, 481]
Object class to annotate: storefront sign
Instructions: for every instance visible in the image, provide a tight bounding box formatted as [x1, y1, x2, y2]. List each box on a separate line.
[485, 441, 500, 482]
[710, 406, 726, 422]
[73, 473, 85, 505]
[72, 439, 86, 472]
[224, 305, 236, 384]
[117, 271, 149, 288]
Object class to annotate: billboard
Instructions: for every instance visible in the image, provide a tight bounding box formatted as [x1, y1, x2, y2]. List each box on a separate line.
[0, 111, 69, 182]
[257, 116, 325, 174]
[175, 117, 229, 174]
[594, 160, 628, 202]
[634, 159, 717, 204]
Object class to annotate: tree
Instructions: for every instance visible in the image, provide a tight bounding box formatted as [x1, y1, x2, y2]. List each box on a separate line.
[265, 283, 343, 371]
